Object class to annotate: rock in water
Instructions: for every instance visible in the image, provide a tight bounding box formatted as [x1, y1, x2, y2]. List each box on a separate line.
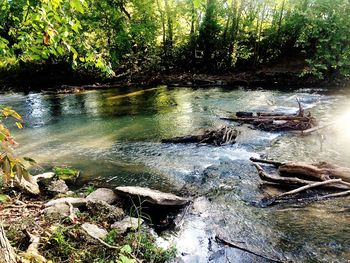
[86, 188, 118, 204]
[115, 186, 189, 206]
[81, 223, 108, 240]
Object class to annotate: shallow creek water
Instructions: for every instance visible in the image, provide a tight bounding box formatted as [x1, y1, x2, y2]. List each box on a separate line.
[2, 86, 350, 262]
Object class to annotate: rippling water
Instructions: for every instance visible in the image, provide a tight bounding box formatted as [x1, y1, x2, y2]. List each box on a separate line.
[2, 86, 350, 262]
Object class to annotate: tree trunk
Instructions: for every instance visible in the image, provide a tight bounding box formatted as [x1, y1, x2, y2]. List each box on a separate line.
[0, 224, 17, 263]
[156, 0, 166, 53]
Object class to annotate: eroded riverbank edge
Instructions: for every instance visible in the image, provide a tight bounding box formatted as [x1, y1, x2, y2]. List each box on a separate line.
[1, 68, 349, 93]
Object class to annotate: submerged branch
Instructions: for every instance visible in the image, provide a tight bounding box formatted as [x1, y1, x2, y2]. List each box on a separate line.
[215, 234, 283, 263]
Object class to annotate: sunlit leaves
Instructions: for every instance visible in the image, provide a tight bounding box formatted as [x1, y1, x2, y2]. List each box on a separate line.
[1, 107, 22, 120]
[70, 0, 86, 14]
[0, 0, 350, 78]
[15, 122, 23, 129]
[0, 106, 35, 186]
[0, 0, 108, 73]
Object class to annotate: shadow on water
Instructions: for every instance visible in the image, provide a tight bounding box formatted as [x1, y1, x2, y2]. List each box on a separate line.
[2, 85, 350, 262]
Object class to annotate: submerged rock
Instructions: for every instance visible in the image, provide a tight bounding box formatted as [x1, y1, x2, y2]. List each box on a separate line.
[111, 216, 142, 234]
[115, 186, 189, 206]
[86, 188, 117, 204]
[81, 223, 108, 240]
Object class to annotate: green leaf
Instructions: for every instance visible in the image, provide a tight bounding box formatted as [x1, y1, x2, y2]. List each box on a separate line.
[0, 194, 10, 203]
[193, 0, 201, 8]
[15, 122, 23, 129]
[71, 46, 78, 60]
[2, 156, 12, 182]
[70, 0, 85, 14]
[2, 107, 22, 120]
[120, 244, 132, 254]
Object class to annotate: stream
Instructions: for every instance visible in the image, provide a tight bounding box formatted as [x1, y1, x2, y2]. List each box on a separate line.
[3, 86, 350, 262]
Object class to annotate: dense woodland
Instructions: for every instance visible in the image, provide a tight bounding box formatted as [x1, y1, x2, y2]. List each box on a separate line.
[1, 0, 350, 83]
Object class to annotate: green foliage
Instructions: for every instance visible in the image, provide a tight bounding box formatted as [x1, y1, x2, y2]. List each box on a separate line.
[1, 0, 350, 79]
[0, 0, 113, 76]
[104, 229, 119, 246]
[124, 230, 176, 263]
[83, 184, 95, 194]
[0, 194, 10, 203]
[42, 220, 175, 262]
[0, 106, 34, 186]
[116, 245, 135, 263]
[50, 226, 75, 257]
[53, 166, 79, 181]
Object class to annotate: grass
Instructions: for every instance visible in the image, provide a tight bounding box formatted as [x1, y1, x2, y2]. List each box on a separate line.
[41, 217, 176, 263]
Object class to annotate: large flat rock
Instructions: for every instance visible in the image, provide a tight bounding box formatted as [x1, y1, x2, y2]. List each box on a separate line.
[86, 188, 117, 204]
[115, 186, 189, 206]
[45, 197, 87, 207]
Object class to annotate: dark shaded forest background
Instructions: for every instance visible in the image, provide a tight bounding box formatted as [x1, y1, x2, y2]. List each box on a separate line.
[1, 0, 350, 86]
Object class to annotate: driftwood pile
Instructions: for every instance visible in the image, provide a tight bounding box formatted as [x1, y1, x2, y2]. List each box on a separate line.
[221, 100, 317, 132]
[250, 157, 350, 206]
[162, 126, 238, 146]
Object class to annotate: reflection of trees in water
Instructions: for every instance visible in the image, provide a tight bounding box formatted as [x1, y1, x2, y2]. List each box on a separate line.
[93, 87, 172, 117]
[47, 95, 62, 124]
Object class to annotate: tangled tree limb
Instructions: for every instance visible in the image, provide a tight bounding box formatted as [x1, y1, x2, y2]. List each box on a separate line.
[221, 100, 317, 132]
[251, 159, 350, 206]
[162, 126, 238, 146]
[277, 179, 343, 198]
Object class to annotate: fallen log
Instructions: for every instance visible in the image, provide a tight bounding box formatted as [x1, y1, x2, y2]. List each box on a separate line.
[162, 126, 238, 146]
[221, 100, 317, 132]
[252, 163, 350, 190]
[221, 116, 312, 122]
[251, 158, 350, 183]
[294, 121, 336, 135]
[252, 159, 350, 206]
[249, 157, 283, 167]
[279, 162, 350, 183]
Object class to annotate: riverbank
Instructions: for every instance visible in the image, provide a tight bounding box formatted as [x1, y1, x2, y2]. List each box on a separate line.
[0, 64, 349, 93]
[0, 173, 182, 262]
